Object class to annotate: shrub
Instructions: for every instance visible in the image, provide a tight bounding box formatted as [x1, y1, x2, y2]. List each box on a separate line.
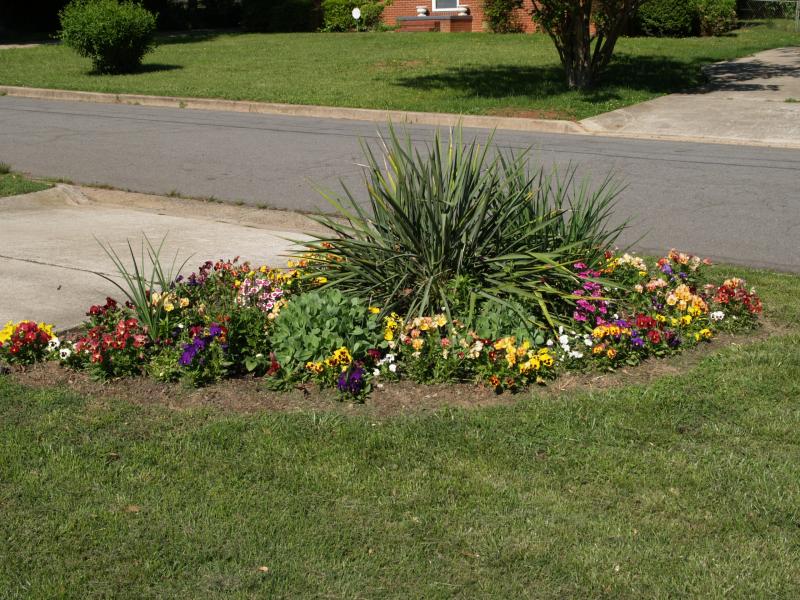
[697, 0, 737, 35]
[636, 0, 697, 36]
[58, 0, 157, 74]
[303, 127, 625, 330]
[321, 0, 389, 31]
[483, 0, 524, 33]
[270, 289, 383, 375]
[241, 0, 318, 32]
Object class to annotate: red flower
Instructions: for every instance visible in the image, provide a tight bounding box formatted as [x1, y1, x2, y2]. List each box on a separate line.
[647, 330, 661, 344]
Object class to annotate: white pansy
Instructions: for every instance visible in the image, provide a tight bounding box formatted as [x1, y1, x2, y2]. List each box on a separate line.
[59, 347, 72, 360]
[373, 368, 380, 377]
[47, 337, 61, 351]
[710, 311, 725, 321]
[388, 363, 397, 373]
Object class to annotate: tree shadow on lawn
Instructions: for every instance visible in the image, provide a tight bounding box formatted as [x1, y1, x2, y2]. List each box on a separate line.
[394, 54, 726, 105]
[155, 29, 241, 45]
[86, 63, 184, 76]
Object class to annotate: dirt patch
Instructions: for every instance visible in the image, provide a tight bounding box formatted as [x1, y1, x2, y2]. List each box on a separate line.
[6, 321, 790, 419]
[487, 107, 576, 121]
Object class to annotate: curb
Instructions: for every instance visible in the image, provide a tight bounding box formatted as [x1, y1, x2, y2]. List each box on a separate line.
[0, 85, 586, 135]
[2, 84, 796, 149]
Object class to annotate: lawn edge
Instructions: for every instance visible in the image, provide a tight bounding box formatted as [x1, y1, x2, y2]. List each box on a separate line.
[4, 84, 800, 149]
[0, 84, 585, 134]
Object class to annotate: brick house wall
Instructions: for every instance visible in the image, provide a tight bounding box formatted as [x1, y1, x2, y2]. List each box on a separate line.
[384, 0, 541, 33]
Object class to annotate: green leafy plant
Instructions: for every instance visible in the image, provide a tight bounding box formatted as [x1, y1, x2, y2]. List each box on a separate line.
[95, 234, 191, 341]
[473, 298, 546, 344]
[270, 289, 382, 373]
[483, 0, 523, 33]
[59, 0, 157, 73]
[302, 126, 625, 330]
[697, 0, 736, 35]
[321, 0, 390, 31]
[636, 0, 697, 37]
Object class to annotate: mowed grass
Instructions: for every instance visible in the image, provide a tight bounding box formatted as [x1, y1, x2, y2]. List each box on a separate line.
[0, 24, 798, 119]
[0, 170, 50, 197]
[2, 265, 800, 598]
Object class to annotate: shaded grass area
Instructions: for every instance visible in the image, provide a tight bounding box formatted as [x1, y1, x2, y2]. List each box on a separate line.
[0, 25, 797, 119]
[1, 266, 799, 597]
[0, 171, 51, 197]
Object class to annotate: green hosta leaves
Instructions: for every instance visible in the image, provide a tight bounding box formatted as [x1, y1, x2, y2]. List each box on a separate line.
[270, 289, 382, 372]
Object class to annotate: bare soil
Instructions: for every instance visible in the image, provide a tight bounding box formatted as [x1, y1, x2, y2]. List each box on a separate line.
[6, 322, 787, 419]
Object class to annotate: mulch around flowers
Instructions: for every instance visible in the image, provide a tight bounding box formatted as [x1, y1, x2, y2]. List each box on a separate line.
[7, 321, 787, 419]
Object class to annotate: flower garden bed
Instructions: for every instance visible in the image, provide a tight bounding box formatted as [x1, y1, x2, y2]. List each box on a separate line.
[0, 130, 766, 403]
[0, 249, 764, 404]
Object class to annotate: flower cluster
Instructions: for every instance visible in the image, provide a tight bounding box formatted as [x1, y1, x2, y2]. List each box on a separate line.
[706, 277, 763, 330]
[73, 317, 148, 378]
[237, 275, 285, 315]
[0, 320, 57, 365]
[177, 323, 228, 386]
[179, 323, 227, 366]
[571, 262, 609, 324]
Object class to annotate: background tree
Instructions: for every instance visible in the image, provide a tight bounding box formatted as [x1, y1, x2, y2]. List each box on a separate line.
[531, 0, 647, 90]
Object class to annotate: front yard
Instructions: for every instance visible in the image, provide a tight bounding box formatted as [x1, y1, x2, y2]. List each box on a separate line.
[2, 261, 799, 598]
[0, 24, 798, 119]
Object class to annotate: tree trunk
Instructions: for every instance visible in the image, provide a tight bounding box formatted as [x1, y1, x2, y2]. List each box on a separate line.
[566, 63, 593, 90]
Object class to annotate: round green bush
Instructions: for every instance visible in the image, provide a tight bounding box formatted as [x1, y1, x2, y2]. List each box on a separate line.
[59, 0, 157, 74]
[637, 0, 697, 37]
[697, 0, 737, 36]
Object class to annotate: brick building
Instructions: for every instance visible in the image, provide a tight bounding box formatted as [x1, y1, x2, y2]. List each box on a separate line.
[383, 0, 540, 32]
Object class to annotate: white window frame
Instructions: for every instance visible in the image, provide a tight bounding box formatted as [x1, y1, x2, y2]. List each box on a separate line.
[432, 0, 460, 11]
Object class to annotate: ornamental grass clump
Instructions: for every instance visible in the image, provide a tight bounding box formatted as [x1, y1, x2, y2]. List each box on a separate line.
[302, 126, 626, 330]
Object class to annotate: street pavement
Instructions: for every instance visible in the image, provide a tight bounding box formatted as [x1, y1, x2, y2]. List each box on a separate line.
[2, 95, 799, 272]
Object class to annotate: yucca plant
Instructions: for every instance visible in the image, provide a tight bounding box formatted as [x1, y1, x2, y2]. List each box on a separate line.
[301, 126, 627, 330]
[95, 234, 191, 341]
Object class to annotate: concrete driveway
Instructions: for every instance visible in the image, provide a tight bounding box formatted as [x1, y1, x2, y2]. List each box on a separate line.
[581, 47, 800, 147]
[0, 186, 320, 330]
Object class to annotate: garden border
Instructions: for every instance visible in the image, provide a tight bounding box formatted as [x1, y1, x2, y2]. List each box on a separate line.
[0, 85, 583, 134]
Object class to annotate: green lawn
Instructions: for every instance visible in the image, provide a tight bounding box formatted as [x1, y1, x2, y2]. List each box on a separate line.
[0, 24, 798, 119]
[2, 263, 800, 598]
[0, 171, 50, 197]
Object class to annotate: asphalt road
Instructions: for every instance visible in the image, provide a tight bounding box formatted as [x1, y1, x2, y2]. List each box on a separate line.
[1, 96, 799, 271]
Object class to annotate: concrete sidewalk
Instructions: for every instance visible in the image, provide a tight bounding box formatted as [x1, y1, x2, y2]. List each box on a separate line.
[581, 48, 800, 148]
[0, 186, 322, 330]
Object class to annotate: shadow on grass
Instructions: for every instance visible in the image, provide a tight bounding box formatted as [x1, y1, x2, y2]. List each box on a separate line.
[155, 29, 242, 45]
[87, 63, 184, 76]
[393, 54, 728, 101]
